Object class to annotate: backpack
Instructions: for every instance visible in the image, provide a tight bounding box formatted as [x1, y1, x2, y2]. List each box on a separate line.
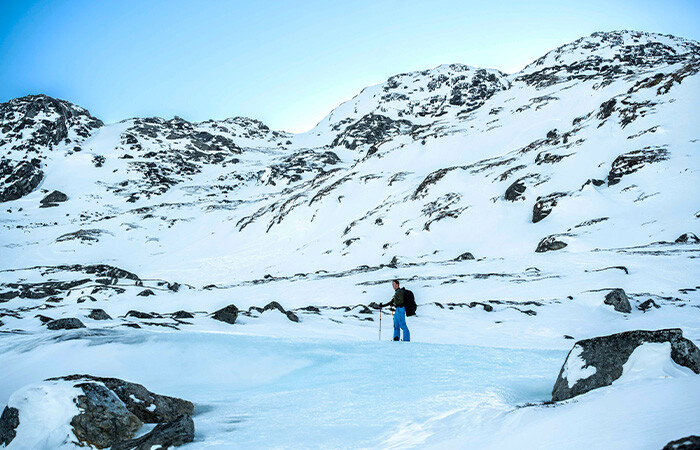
[402, 288, 417, 316]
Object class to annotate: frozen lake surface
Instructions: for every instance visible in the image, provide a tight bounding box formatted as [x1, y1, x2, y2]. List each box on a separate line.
[0, 330, 566, 448]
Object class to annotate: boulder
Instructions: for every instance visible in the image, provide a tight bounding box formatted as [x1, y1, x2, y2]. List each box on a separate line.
[88, 309, 112, 320]
[453, 252, 475, 261]
[172, 310, 194, 319]
[504, 179, 526, 201]
[46, 317, 86, 330]
[52, 375, 194, 424]
[604, 288, 632, 313]
[0, 406, 19, 446]
[70, 382, 143, 448]
[111, 415, 194, 450]
[663, 435, 700, 450]
[263, 301, 299, 322]
[40, 190, 68, 207]
[535, 235, 567, 253]
[532, 192, 567, 223]
[675, 233, 699, 244]
[551, 328, 700, 401]
[137, 289, 155, 297]
[637, 299, 660, 311]
[212, 304, 238, 325]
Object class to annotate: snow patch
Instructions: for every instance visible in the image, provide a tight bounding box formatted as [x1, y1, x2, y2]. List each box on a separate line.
[618, 342, 696, 383]
[563, 344, 596, 389]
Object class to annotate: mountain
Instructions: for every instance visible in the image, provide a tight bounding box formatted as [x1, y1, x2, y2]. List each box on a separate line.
[0, 30, 699, 448]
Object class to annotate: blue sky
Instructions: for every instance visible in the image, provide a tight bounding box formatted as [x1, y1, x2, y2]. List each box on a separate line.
[1, 0, 698, 132]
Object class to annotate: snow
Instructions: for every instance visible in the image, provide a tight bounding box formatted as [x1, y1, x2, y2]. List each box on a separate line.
[5, 381, 81, 449]
[561, 345, 596, 389]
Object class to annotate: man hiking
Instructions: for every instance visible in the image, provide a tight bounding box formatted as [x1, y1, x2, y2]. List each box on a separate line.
[378, 279, 410, 342]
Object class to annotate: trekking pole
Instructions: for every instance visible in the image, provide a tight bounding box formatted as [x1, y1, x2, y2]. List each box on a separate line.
[378, 306, 382, 341]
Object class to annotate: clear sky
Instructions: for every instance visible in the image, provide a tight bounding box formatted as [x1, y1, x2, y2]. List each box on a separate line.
[1, 0, 698, 132]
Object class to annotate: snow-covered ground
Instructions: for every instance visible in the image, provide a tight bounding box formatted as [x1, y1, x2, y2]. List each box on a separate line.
[1, 30, 699, 448]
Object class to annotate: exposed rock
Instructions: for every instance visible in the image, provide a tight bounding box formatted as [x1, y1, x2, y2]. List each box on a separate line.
[504, 179, 526, 201]
[35, 314, 54, 324]
[262, 301, 299, 322]
[663, 435, 700, 450]
[46, 317, 86, 330]
[40, 190, 68, 207]
[536, 235, 568, 253]
[88, 309, 112, 320]
[453, 252, 475, 261]
[0, 158, 44, 203]
[469, 302, 493, 312]
[638, 299, 660, 311]
[532, 192, 567, 223]
[112, 415, 194, 450]
[77, 295, 96, 303]
[604, 288, 632, 313]
[126, 310, 157, 319]
[212, 304, 238, 325]
[56, 229, 109, 243]
[331, 113, 415, 150]
[607, 147, 669, 186]
[137, 289, 155, 297]
[675, 233, 699, 244]
[71, 382, 143, 448]
[0, 406, 19, 446]
[171, 310, 194, 319]
[551, 328, 700, 401]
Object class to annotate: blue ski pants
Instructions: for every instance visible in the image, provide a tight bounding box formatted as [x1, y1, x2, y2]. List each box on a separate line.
[393, 307, 410, 342]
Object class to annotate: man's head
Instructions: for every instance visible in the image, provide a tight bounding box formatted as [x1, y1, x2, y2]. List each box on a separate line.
[392, 279, 400, 290]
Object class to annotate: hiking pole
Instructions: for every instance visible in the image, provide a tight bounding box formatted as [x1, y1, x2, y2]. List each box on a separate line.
[378, 306, 382, 341]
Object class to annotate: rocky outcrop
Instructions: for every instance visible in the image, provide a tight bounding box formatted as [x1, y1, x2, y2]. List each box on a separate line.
[504, 179, 526, 201]
[607, 147, 669, 186]
[551, 329, 700, 401]
[532, 192, 567, 223]
[260, 301, 300, 322]
[212, 304, 239, 325]
[88, 309, 112, 320]
[331, 113, 415, 150]
[604, 288, 632, 313]
[663, 435, 700, 450]
[675, 233, 699, 244]
[39, 189, 68, 207]
[112, 415, 195, 450]
[46, 317, 86, 330]
[0, 158, 43, 203]
[535, 235, 567, 252]
[0, 406, 19, 446]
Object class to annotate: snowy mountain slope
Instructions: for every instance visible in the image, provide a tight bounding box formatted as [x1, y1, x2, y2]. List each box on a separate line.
[0, 30, 699, 449]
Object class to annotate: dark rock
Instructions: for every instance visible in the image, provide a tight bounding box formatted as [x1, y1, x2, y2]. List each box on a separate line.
[298, 305, 321, 313]
[35, 314, 54, 324]
[597, 99, 617, 121]
[88, 309, 112, 320]
[212, 304, 238, 325]
[167, 282, 180, 292]
[532, 192, 567, 223]
[663, 435, 700, 450]
[675, 233, 699, 244]
[46, 317, 86, 330]
[552, 328, 700, 402]
[331, 113, 415, 150]
[171, 310, 194, 319]
[0, 406, 19, 446]
[608, 147, 669, 186]
[78, 295, 97, 303]
[40, 190, 68, 206]
[126, 310, 157, 319]
[581, 178, 605, 188]
[504, 179, 526, 201]
[0, 158, 44, 203]
[137, 289, 155, 297]
[52, 375, 194, 424]
[262, 301, 299, 322]
[604, 288, 632, 313]
[469, 302, 493, 312]
[70, 382, 142, 448]
[453, 252, 475, 261]
[564, 335, 575, 340]
[535, 235, 568, 253]
[112, 415, 194, 450]
[638, 299, 660, 311]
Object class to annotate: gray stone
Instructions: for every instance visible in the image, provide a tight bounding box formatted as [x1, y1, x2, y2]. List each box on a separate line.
[663, 435, 700, 450]
[0, 406, 19, 446]
[532, 192, 567, 223]
[46, 317, 86, 330]
[453, 252, 475, 261]
[552, 328, 700, 402]
[88, 309, 112, 320]
[638, 299, 660, 311]
[70, 382, 142, 448]
[504, 179, 526, 201]
[604, 288, 632, 313]
[675, 233, 699, 244]
[136, 289, 155, 297]
[40, 190, 68, 206]
[212, 304, 238, 325]
[112, 415, 194, 450]
[535, 235, 567, 253]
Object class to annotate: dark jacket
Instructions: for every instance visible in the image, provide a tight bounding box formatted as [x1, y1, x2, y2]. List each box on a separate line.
[381, 288, 405, 308]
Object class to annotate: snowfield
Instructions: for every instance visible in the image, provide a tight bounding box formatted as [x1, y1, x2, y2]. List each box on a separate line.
[1, 30, 699, 448]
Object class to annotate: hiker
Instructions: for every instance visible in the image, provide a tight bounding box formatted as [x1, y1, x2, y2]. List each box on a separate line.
[378, 279, 410, 342]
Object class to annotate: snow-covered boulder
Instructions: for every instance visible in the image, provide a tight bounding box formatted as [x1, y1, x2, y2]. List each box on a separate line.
[552, 329, 700, 401]
[0, 375, 194, 448]
[663, 435, 700, 450]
